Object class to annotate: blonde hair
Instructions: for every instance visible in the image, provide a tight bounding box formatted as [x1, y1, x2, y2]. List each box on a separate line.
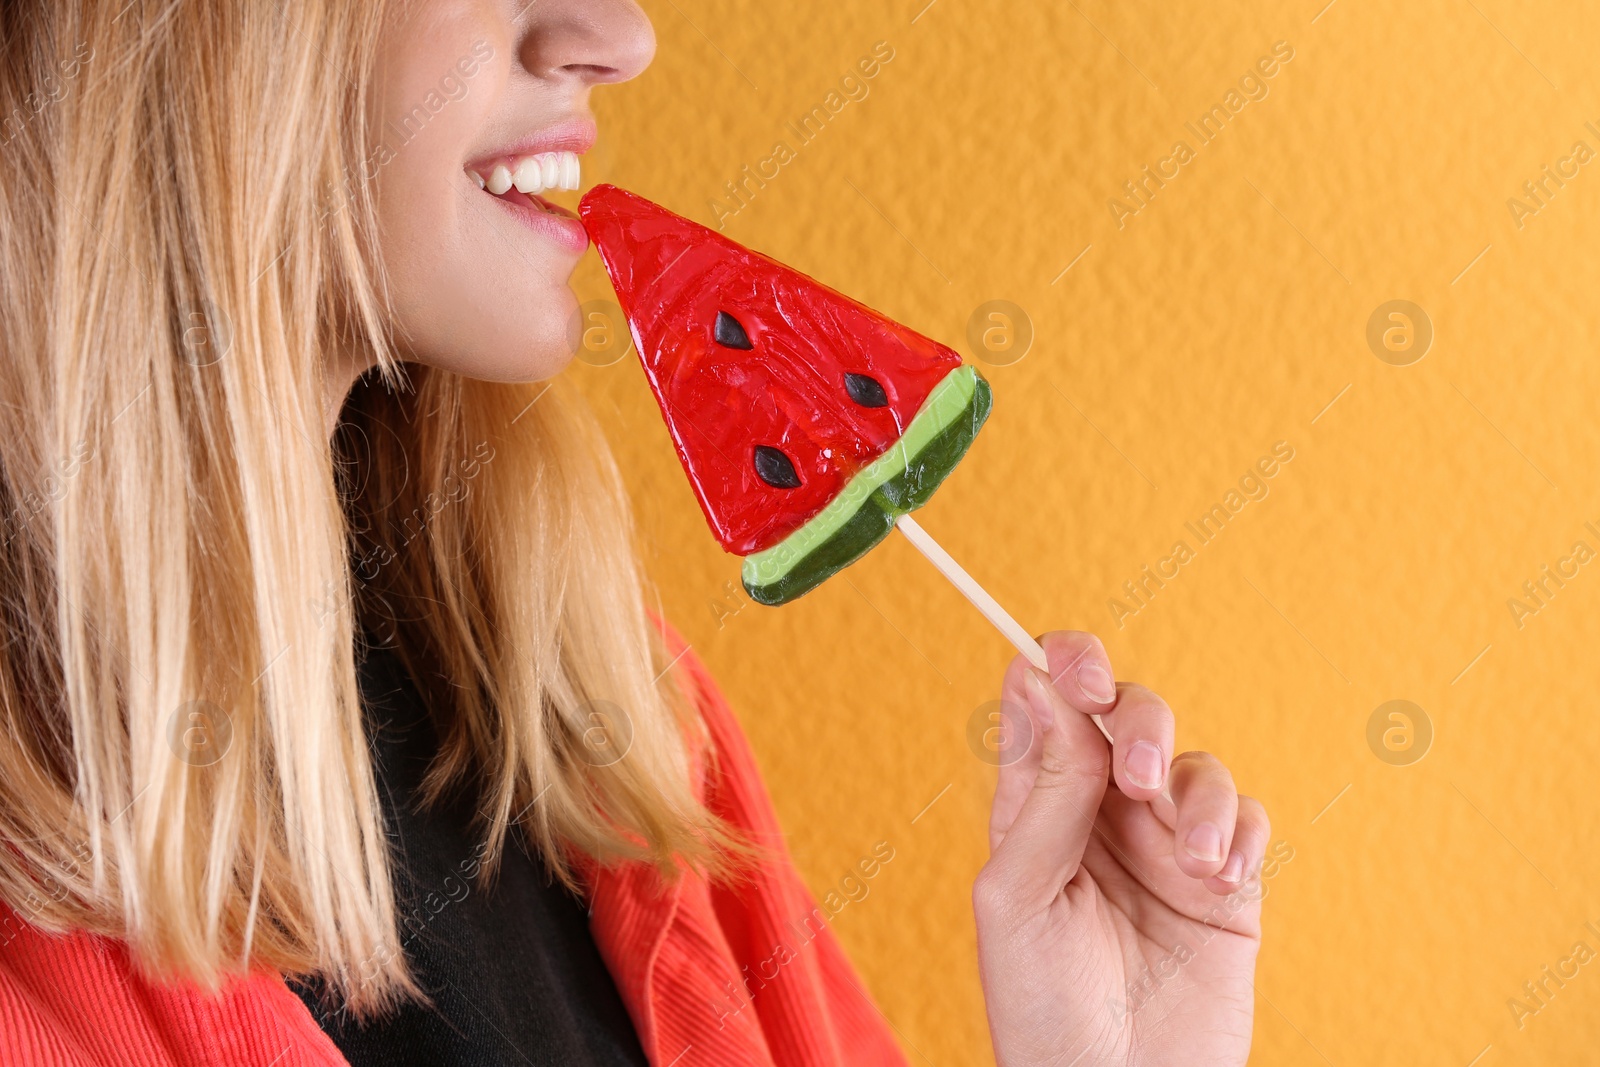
[0, 0, 743, 1017]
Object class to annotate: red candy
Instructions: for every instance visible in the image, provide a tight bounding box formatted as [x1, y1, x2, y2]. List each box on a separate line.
[579, 184, 962, 556]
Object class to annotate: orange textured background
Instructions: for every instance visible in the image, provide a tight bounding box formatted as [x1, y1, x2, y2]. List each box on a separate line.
[567, 1, 1600, 1063]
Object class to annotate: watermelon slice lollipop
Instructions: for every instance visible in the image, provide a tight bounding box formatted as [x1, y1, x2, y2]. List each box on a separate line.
[578, 185, 1114, 741]
[578, 183, 991, 606]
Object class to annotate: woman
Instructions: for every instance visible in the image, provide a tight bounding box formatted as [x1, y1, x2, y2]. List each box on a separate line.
[0, 1, 1269, 1064]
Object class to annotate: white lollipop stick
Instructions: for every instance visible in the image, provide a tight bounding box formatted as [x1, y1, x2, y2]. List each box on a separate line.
[893, 513, 1115, 744]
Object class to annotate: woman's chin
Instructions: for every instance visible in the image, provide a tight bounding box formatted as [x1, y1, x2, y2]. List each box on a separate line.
[448, 344, 576, 383]
[410, 292, 583, 382]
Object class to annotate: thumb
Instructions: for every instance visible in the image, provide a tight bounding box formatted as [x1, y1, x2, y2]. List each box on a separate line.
[986, 667, 1112, 908]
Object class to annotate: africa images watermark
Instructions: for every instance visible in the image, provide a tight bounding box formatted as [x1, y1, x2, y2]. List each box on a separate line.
[1506, 921, 1600, 1031]
[350, 440, 496, 582]
[313, 439, 497, 628]
[314, 39, 496, 229]
[713, 839, 897, 1031]
[708, 576, 752, 630]
[1108, 839, 1295, 1026]
[0, 838, 93, 952]
[1107, 440, 1296, 629]
[1506, 121, 1600, 231]
[1, 439, 94, 549]
[344, 837, 495, 995]
[706, 40, 896, 230]
[1504, 521, 1600, 631]
[0, 41, 93, 148]
[1108, 40, 1295, 230]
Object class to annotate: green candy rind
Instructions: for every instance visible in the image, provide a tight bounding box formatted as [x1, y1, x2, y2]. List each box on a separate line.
[741, 365, 992, 606]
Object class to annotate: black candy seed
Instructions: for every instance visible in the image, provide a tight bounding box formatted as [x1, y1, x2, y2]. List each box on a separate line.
[753, 445, 802, 489]
[714, 310, 753, 349]
[844, 372, 888, 408]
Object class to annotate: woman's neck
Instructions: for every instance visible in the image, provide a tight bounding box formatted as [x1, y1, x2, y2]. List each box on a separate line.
[324, 347, 378, 440]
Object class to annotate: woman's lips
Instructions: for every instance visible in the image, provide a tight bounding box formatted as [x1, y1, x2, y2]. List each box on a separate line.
[467, 117, 597, 255]
[465, 117, 596, 176]
[527, 193, 577, 220]
[484, 184, 588, 254]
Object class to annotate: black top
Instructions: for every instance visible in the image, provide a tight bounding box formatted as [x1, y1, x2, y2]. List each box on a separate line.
[291, 635, 649, 1067]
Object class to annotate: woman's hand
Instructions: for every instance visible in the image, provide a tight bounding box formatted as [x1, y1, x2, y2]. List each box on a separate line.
[974, 631, 1267, 1066]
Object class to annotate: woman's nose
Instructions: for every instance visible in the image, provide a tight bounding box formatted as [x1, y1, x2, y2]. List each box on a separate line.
[520, 0, 656, 86]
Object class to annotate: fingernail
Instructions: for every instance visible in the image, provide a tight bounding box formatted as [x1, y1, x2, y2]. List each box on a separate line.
[1219, 851, 1245, 884]
[1077, 661, 1115, 704]
[1124, 741, 1164, 790]
[1184, 824, 1223, 863]
[1022, 669, 1056, 731]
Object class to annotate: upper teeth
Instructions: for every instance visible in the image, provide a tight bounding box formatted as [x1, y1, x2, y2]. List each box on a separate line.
[477, 150, 581, 195]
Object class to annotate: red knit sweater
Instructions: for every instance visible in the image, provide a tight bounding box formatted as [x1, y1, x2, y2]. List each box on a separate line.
[0, 636, 911, 1066]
